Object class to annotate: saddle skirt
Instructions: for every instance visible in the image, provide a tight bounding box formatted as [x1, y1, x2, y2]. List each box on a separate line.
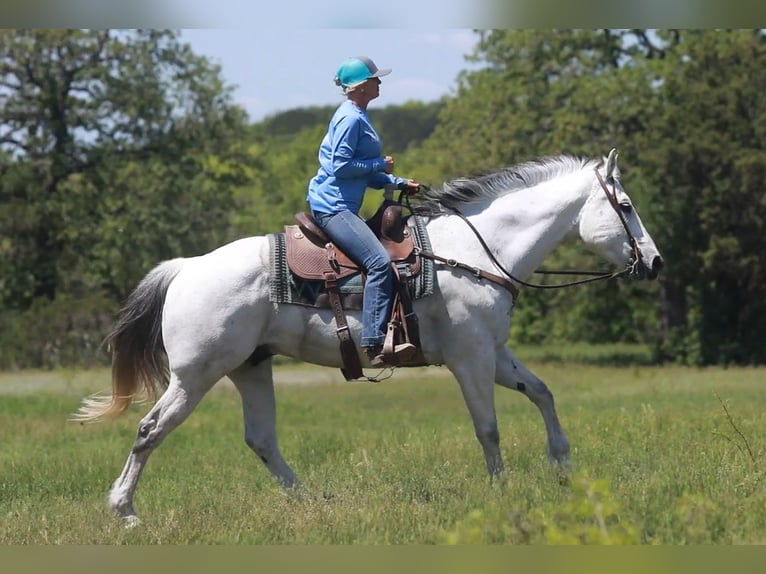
[268, 211, 435, 310]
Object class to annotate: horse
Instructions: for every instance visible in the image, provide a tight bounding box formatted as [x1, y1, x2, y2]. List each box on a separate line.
[73, 149, 663, 525]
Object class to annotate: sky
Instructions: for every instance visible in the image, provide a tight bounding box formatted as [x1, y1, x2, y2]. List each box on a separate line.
[180, 29, 483, 123]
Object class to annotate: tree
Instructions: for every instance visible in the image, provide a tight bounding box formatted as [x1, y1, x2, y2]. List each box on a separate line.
[409, 29, 766, 364]
[231, 124, 325, 237]
[408, 30, 668, 349]
[636, 30, 766, 364]
[0, 29, 250, 306]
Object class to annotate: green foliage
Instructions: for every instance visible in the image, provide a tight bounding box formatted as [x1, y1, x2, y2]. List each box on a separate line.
[409, 30, 766, 365]
[0, 293, 115, 370]
[438, 472, 748, 545]
[675, 494, 726, 544]
[405, 30, 668, 351]
[409, 30, 644, 182]
[258, 101, 442, 154]
[2, 29, 765, 367]
[511, 343, 655, 367]
[369, 100, 444, 153]
[508, 266, 663, 349]
[537, 473, 640, 544]
[439, 472, 640, 544]
[635, 30, 766, 365]
[259, 106, 338, 139]
[0, 29, 250, 307]
[230, 125, 325, 236]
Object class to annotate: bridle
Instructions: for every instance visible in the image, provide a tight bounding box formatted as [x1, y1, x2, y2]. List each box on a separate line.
[593, 167, 643, 274]
[410, 165, 644, 298]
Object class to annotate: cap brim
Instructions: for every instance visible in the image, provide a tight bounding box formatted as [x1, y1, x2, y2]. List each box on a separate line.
[371, 68, 392, 78]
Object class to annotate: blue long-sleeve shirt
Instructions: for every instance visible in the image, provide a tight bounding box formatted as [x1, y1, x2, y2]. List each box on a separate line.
[307, 100, 405, 215]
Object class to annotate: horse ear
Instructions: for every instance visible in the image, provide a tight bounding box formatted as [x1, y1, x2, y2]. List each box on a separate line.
[605, 148, 618, 178]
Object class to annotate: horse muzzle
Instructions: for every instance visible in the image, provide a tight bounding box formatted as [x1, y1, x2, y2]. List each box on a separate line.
[630, 254, 664, 280]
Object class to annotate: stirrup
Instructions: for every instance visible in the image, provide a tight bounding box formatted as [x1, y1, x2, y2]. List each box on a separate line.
[369, 343, 417, 367]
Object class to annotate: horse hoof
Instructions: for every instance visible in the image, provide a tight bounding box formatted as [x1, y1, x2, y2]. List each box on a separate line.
[551, 459, 572, 486]
[122, 515, 141, 529]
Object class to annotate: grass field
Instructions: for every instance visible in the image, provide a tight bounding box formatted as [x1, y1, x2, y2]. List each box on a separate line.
[1, 357, 764, 544]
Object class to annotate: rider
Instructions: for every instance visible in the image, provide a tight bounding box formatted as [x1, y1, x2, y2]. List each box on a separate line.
[306, 56, 420, 367]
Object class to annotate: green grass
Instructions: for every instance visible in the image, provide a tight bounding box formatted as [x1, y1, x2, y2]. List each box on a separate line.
[511, 342, 656, 366]
[1, 362, 764, 544]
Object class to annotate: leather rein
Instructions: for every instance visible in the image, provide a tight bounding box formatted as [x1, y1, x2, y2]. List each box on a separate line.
[412, 167, 643, 299]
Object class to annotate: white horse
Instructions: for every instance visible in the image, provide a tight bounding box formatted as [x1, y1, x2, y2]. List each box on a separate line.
[74, 149, 663, 525]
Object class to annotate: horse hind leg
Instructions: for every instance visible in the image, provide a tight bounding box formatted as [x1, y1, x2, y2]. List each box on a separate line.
[108, 372, 215, 525]
[228, 358, 298, 489]
[495, 347, 571, 472]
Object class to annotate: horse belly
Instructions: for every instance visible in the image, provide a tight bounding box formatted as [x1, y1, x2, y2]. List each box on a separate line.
[264, 304, 361, 368]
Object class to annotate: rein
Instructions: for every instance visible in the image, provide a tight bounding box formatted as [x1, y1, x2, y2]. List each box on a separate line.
[441, 209, 630, 292]
[413, 246, 520, 299]
[405, 166, 641, 297]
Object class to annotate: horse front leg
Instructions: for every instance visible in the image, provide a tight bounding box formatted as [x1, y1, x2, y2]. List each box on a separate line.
[495, 346, 571, 471]
[447, 351, 505, 482]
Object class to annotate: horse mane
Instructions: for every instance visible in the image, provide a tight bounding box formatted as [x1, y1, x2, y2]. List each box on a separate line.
[415, 155, 599, 214]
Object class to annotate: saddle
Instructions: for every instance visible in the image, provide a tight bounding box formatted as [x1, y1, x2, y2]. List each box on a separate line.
[285, 200, 426, 380]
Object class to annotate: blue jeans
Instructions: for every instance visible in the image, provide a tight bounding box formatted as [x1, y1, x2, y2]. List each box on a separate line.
[312, 209, 393, 347]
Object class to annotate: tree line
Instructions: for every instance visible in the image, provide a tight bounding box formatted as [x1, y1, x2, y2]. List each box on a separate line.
[1, 29, 764, 369]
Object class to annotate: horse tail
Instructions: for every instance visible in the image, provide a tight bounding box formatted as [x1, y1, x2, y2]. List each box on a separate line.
[72, 258, 185, 423]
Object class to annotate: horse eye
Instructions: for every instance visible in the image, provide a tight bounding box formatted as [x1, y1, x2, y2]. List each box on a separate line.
[619, 202, 633, 214]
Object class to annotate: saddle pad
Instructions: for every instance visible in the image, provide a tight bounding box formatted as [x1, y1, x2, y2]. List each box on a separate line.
[268, 215, 435, 308]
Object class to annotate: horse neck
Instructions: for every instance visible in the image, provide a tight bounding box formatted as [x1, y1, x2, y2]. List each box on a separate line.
[465, 169, 594, 280]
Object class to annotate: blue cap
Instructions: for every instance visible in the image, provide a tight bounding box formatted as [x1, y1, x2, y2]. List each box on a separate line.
[334, 56, 391, 91]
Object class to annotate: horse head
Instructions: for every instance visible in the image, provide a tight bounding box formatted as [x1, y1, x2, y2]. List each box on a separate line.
[578, 149, 664, 280]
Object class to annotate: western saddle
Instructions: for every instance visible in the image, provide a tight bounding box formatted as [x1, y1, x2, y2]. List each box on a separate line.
[285, 199, 426, 380]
